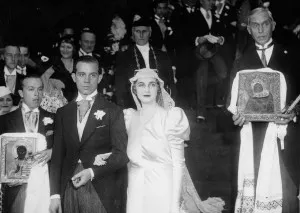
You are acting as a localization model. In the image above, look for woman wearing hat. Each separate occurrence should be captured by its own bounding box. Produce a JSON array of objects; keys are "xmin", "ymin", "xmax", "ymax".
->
[{"xmin": 0, "ymin": 86, "xmax": 18, "ymax": 115}]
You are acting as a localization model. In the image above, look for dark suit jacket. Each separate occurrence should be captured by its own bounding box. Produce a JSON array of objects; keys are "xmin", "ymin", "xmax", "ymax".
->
[
  {"xmin": 0, "ymin": 62, "xmax": 24, "ymax": 106},
  {"xmin": 0, "ymin": 107, "xmax": 55, "ymax": 211},
  {"xmin": 115, "ymin": 44, "xmax": 173, "ymax": 108},
  {"xmin": 50, "ymin": 94, "xmax": 128, "ymax": 213},
  {"xmin": 0, "ymin": 107, "xmax": 54, "ymax": 147}
]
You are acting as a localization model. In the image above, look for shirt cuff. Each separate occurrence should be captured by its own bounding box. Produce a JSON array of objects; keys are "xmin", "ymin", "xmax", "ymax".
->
[
  {"xmin": 89, "ymin": 168, "xmax": 95, "ymax": 181},
  {"xmin": 219, "ymin": 36, "xmax": 225, "ymax": 45},
  {"xmin": 50, "ymin": 194, "xmax": 61, "ymax": 199},
  {"xmin": 195, "ymin": 37, "xmax": 200, "ymax": 46}
]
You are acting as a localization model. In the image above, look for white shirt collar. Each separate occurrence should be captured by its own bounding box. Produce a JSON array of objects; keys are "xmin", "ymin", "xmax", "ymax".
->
[
  {"xmin": 136, "ymin": 43, "xmax": 150, "ymax": 51},
  {"xmin": 4, "ymin": 66, "xmax": 17, "ymax": 76},
  {"xmin": 155, "ymin": 14, "xmax": 161, "ymax": 20},
  {"xmin": 216, "ymin": 1, "xmax": 225, "ymax": 14},
  {"xmin": 22, "ymin": 103, "xmax": 39, "ymax": 113},
  {"xmin": 255, "ymin": 38, "xmax": 273, "ymax": 49},
  {"xmin": 200, "ymin": 7, "xmax": 211, "ymax": 16},
  {"xmin": 76, "ymin": 90, "xmax": 98, "ymax": 102},
  {"xmin": 79, "ymin": 48, "xmax": 93, "ymax": 56}
]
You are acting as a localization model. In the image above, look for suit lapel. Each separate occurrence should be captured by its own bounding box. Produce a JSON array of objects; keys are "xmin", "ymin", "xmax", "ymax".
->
[
  {"xmin": 15, "ymin": 74, "xmax": 22, "ymax": 95},
  {"xmin": 268, "ymin": 44, "xmax": 281, "ymax": 70},
  {"xmin": 38, "ymin": 108, "xmax": 46, "ymax": 135},
  {"xmin": 0, "ymin": 64, "xmax": 6, "ymax": 86},
  {"xmin": 80, "ymin": 95, "xmax": 106, "ymax": 145},
  {"xmin": 11, "ymin": 108, "xmax": 26, "ymax": 132},
  {"xmin": 134, "ymin": 46, "xmax": 146, "ymax": 69},
  {"xmin": 66, "ymin": 101, "xmax": 80, "ymax": 144},
  {"xmin": 149, "ymin": 46, "xmax": 157, "ymax": 69}
]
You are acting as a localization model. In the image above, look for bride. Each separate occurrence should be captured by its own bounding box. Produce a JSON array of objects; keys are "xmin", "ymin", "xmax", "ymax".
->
[{"xmin": 95, "ymin": 68, "xmax": 225, "ymax": 213}]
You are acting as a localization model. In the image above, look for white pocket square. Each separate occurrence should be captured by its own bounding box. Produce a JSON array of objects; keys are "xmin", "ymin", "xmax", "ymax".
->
[{"xmin": 96, "ymin": 125, "xmax": 106, "ymax": 128}]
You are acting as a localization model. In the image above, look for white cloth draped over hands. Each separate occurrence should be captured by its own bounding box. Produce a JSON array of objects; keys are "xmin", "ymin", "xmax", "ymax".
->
[{"xmin": 228, "ymin": 68, "xmax": 287, "ymax": 213}]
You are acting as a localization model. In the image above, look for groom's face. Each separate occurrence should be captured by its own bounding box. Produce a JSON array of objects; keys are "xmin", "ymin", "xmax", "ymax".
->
[{"xmin": 73, "ymin": 61, "xmax": 102, "ymax": 96}]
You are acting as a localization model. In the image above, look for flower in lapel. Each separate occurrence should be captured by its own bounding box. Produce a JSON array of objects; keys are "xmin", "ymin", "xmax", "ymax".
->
[
  {"xmin": 94, "ymin": 110, "xmax": 106, "ymax": 120},
  {"xmin": 43, "ymin": 117, "xmax": 53, "ymax": 125}
]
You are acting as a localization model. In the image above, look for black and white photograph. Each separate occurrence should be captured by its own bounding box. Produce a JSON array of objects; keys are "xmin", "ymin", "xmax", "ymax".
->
[{"xmin": 0, "ymin": 0, "xmax": 300, "ymax": 213}]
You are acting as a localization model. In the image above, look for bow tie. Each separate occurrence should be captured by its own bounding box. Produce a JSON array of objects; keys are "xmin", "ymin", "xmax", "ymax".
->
[
  {"xmin": 155, "ymin": 17, "xmax": 165, "ymax": 22},
  {"xmin": 186, "ymin": 6, "xmax": 195, "ymax": 13},
  {"xmin": 80, "ymin": 50, "xmax": 93, "ymax": 56},
  {"xmin": 256, "ymin": 42, "xmax": 274, "ymax": 51},
  {"xmin": 16, "ymin": 66, "xmax": 27, "ymax": 75}
]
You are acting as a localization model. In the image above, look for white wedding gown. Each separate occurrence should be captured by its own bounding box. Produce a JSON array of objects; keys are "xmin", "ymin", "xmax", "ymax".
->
[
  {"xmin": 124, "ymin": 107, "xmax": 225, "ymax": 213},
  {"xmin": 124, "ymin": 106, "xmax": 189, "ymax": 213}
]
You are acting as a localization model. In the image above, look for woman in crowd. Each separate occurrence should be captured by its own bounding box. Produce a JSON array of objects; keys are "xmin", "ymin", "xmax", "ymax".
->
[
  {"xmin": 95, "ymin": 68, "xmax": 225, "ymax": 213},
  {"xmin": 40, "ymin": 35, "xmax": 77, "ymax": 113},
  {"xmin": 0, "ymin": 86, "xmax": 18, "ymax": 115}
]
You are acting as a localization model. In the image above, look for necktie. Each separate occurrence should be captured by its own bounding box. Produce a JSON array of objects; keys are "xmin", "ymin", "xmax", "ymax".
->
[
  {"xmin": 206, "ymin": 11, "xmax": 211, "ymax": 19},
  {"xmin": 256, "ymin": 42, "xmax": 273, "ymax": 68},
  {"xmin": 25, "ymin": 111, "xmax": 38, "ymax": 133},
  {"xmin": 186, "ymin": 6, "xmax": 195, "ymax": 13},
  {"xmin": 16, "ymin": 66, "xmax": 27, "ymax": 75},
  {"xmin": 260, "ymin": 49, "xmax": 267, "ymax": 67},
  {"xmin": 6, "ymin": 75, "xmax": 16, "ymax": 93},
  {"xmin": 78, "ymin": 100, "xmax": 91, "ymax": 122}
]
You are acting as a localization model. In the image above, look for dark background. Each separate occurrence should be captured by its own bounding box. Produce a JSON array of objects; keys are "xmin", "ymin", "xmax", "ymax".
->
[{"xmin": 1, "ymin": 0, "xmax": 300, "ymax": 53}]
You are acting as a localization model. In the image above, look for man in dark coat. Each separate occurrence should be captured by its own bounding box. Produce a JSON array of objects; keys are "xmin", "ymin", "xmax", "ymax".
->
[
  {"xmin": 49, "ymin": 56, "xmax": 128, "ymax": 213},
  {"xmin": 0, "ymin": 43, "xmax": 24, "ymax": 105},
  {"xmin": 115, "ymin": 17, "xmax": 174, "ymax": 108},
  {"xmin": 0, "ymin": 74, "xmax": 54, "ymax": 213}
]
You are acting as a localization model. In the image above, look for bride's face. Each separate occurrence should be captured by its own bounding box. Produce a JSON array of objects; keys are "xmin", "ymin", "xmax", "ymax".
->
[{"xmin": 135, "ymin": 77, "xmax": 158, "ymax": 105}]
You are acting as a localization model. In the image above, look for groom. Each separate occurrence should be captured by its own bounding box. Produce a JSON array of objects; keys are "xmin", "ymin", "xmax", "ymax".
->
[{"xmin": 49, "ymin": 56, "xmax": 128, "ymax": 213}]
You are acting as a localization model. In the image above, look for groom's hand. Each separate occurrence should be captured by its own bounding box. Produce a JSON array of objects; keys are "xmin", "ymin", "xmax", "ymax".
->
[
  {"xmin": 71, "ymin": 169, "xmax": 91, "ymax": 188},
  {"xmin": 49, "ymin": 198, "xmax": 62, "ymax": 213}
]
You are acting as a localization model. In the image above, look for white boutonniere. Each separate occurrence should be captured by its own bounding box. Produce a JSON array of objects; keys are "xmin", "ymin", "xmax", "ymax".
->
[
  {"xmin": 225, "ymin": 5, "xmax": 230, "ymax": 9},
  {"xmin": 94, "ymin": 110, "xmax": 106, "ymax": 120},
  {"xmin": 284, "ymin": 50, "xmax": 288, "ymax": 54},
  {"xmin": 43, "ymin": 117, "xmax": 53, "ymax": 125}
]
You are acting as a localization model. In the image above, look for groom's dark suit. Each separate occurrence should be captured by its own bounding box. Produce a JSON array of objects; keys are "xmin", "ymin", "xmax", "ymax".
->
[
  {"xmin": 50, "ymin": 93, "xmax": 128, "ymax": 213},
  {"xmin": 0, "ymin": 107, "xmax": 55, "ymax": 212}
]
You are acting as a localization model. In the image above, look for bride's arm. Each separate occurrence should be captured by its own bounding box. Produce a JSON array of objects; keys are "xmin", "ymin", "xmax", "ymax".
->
[{"xmin": 166, "ymin": 107, "xmax": 190, "ymax": 213}]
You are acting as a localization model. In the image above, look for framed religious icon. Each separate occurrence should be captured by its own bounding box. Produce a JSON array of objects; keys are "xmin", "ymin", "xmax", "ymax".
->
[
  {"xmin": 0, "ymin": 134, "xmax": 37, "ymax": 183},
  {"xmin": 237, "ymin": 71, "xmax": 281, "ymax": 121}
]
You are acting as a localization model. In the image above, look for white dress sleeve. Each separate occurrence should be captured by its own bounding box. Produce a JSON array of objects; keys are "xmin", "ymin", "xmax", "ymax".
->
[{"xmin": 165, "ymin": 107, "xmax": 190, "ymax": 212}]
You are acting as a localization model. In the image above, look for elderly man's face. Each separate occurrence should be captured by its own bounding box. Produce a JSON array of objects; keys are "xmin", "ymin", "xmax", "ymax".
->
[
  {"xmin": 132, "ymin": 26, "xmax": 151, "ymax": 46},
  {"xmin": 247, "ymin": 11, "xmax": 275, "ymax": 45}
]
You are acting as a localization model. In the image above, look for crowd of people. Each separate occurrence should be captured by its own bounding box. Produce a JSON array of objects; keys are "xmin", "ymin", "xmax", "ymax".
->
[{"xmin": 0, "ymin": 0, "xmax": 300, "ymax": 212}]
